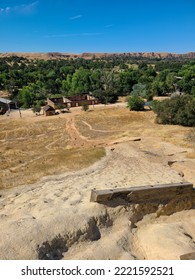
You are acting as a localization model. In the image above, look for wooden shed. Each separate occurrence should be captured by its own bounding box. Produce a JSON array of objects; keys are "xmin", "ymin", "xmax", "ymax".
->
[
  {"xmin": 0, "ymin": 97, "xmax": 16, "ymax": 114},
  {"xmin": 43, "ymin": 105, "xmax": 55, "ymax": 116},
  {"xmin": 68, "ymin": 93, "xmax": 98, "ymax": 107},
  {"xmin": 47, "ymin": 97, "xmax": 72, "ymax": 109}
]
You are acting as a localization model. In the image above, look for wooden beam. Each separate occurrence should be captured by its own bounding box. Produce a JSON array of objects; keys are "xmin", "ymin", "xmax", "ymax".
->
[
  {"xmin": 90, "ymin": 182, "xmax": 194, "ymax": 203},
  {"xmin": 180, "ymin": 252, "xmax": 195, "ymax": 260}
]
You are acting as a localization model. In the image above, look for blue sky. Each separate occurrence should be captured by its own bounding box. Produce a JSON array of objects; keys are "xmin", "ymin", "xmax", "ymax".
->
[{"xmin": 0, "ymin": 0, "xmax": 194, "ymax": 53}]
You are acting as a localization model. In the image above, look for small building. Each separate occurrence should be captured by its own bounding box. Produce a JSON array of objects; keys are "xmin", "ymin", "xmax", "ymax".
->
[
  {"xmin": 47, "ymin": 93, "xmax": 98, "ymax": 109},
  {"xmin": 62, "ymin": 98, "xmax": 72, "ymax": 109},
  {"xmin": 47, "ymin": 97, "xmax": 72, "ymax": 109},
  {"xmin": 0, "ymin": 97, "xmax": 16, "ymax": 115},
  {"xmin": 68, "ymin": 93, "xmax": 98, "ymax": 107},
  {"xmin": 43, "ymin": 105, "xmax": 55, "ymax": 116},
  {"xmin": 47, "ymin": 97, "xmax": 64, "ymax": 109}
]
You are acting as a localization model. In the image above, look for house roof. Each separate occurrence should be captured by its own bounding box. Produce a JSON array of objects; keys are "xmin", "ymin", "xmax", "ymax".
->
[
  {"xmin": 43, "ymin": 105, "xmax": 55, "ymax": 111},
  {"xmin": 63, "ymin": 98, "xmax": 72, "ymax": 103},
  {"xmin": 68, "ymin": 94, "xmax": 97, "ymax": 101},
  {"xmin": 0, "ymin": 97, "xmax": 12, "ymax": 104},
  {"xmin": 47, "ymin": 97, "xmax": 64, "ymax": 103}
]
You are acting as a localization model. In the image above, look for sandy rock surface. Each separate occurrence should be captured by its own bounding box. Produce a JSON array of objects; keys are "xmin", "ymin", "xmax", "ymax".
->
[{"xmin": 0, "ymin": 138, "xmax": 194, "ymax": 260}]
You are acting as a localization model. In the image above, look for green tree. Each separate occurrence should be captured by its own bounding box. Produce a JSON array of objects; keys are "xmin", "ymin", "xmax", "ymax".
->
[
  {"xmin": 32, "ymin": 101, "xmax": 42, "ymax": 115},
  {"xmin": 70, "ymin": 68, "xmax": 91, "ymax": 93},
  {"xmin": 19, "ymin": 85, "xmax": 35, "ymax": 108},
  {"xmin": 118, "ymin": 71, "xmax": 139, "ymax": 94},
  {"xmin": 62, "ymin": 74, "xmax": 72, "ymax": 94},
  {"xmin": 93, "ymin": 89, "xmax": 118, "ymax": 104},
  {"xmin": 100, "ymin": 70, "xmax": 118, "ymax": 92},
  {"xmin": 93, "ymin": 70, "xmax": 119, "ymax": 104},
  {"xmin": 150, "ymin": 79, "xmax": 165, "ymax": 96},
  {"xmin": 127, "ymin": 96, "xmax": 145, "ymax": 111},
  {"xmin": 131, "ymin": 83, "xmax": 147, "ymax": 98},
  {"xmin": 165, "ymin": 72, "xmax": 177, "ymax": 92},
  {"xmin": 153, "ymin": 95, "xmax": 195, "ymax": 126},
  {"xmin": 119, "ymin": 63, "xmax": 128, "ymax": 70}
]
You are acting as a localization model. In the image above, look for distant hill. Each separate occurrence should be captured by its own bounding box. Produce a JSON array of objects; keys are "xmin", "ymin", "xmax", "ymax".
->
[{"xmin": 0, "ymin": 52, "xmax": 195, "ymax": 60}]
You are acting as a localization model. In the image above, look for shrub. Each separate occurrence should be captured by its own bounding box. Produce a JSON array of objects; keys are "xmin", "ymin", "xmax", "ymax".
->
[
  {"xmin": 32, "ymin": 101, "xmax": 41, "ymax": 115},
  {"xmin": 127, "ymin": 96, "xmax": 145, "ymax": 111},
  {"xmin": 150, "ymin": 100, "xmax": 160, "ymax": 112},
  {"xmin": 82, "ymin": 102, "xmax": 89, "ymax": 112},
  {"xmin": 153, "ymin": 95, "xmax": 195, "ymax": 126}
]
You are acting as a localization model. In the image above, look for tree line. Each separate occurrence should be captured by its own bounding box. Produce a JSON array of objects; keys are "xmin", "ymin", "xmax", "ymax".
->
[{"xmin": 0, "ymin": 55, "xmax": 195, "ymax": 108}]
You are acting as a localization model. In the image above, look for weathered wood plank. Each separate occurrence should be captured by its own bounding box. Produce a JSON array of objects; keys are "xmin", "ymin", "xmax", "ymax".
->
[{"xmin": 90, "ymin": 182, "xmax": 194, "ymax": 203}]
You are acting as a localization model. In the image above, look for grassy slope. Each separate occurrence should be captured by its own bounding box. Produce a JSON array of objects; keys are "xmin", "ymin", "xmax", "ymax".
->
[{"xmin": 0, "ymin": 116, "xmax": 105, "ymax": 189}]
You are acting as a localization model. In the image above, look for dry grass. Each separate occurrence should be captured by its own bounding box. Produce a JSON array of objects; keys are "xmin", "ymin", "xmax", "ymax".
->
[
  {"xmin": 75, "ymin": 107, "xmax": 192, "ymax": 146},
  {"xmin": 0, "ymin": 106, "xmax": 194, "ymax": 189},
  {"xmin": 185, "ymin": 129, "xmax": 195, "ymax": 158},
  {"xmin": 186, "ymin": 129, "xmax": 195, "ymax": 146},
  {"xmin": 0, "ymin": 117, "xmax": 105, "ymax": 189},
  {"xmin": 75, "ymin": 108, "xmax": 150, "ymax": 140}
]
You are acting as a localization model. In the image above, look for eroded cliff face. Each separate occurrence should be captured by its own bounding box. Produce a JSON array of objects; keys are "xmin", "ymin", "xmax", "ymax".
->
[
  {"xmin": 37, "ymin": 198, "xmax": 195, "ymax": 260},
  {"xmin": 0, "ymin": 52, "xmax": 195, "ymax": 60},
  {"xmin": 81, "ymin": 52, "xmax": 195, "ymax": 59},
  {"xmin": 26, "ymin": 201, "xmax": 195, "ymax": 260}
]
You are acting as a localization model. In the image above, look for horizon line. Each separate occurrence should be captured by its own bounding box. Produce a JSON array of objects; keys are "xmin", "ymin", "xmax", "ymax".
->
[{"xmin": 0, "ymin": 51, "xmax": 194, "ymax": 55}]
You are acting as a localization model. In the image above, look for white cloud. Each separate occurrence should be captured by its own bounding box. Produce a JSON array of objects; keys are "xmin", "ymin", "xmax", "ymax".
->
[
  {"xmin": 82, "ymin": 32, "xmax": 104, "ymax": 36},
  {"xmin": 69, "ymin": 14, "xmax": 82, "ymax": 20},
  {"xmin": 0, "ymin": 1, "xmax": 39, "ymax": 15},
  {"xmin": 45, "ymin": 32, "xmax": 104, "ymax": 38}
]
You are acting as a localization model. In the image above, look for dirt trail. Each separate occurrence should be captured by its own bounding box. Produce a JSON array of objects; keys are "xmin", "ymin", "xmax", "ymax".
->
[
  {"xmin": 82, "ymin": 120, "xmax": 122, "ymax": 133},
  {"xmin": 66, "ymin": 116, "xmax": 94, "ymax": 147},
  {"xmin": 65, "ymin": 115, "xmax": 141, "ymax": 148},
  {"xmin": 65, "ymin": 115, "xmax": 113, "ymax": 148}
]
